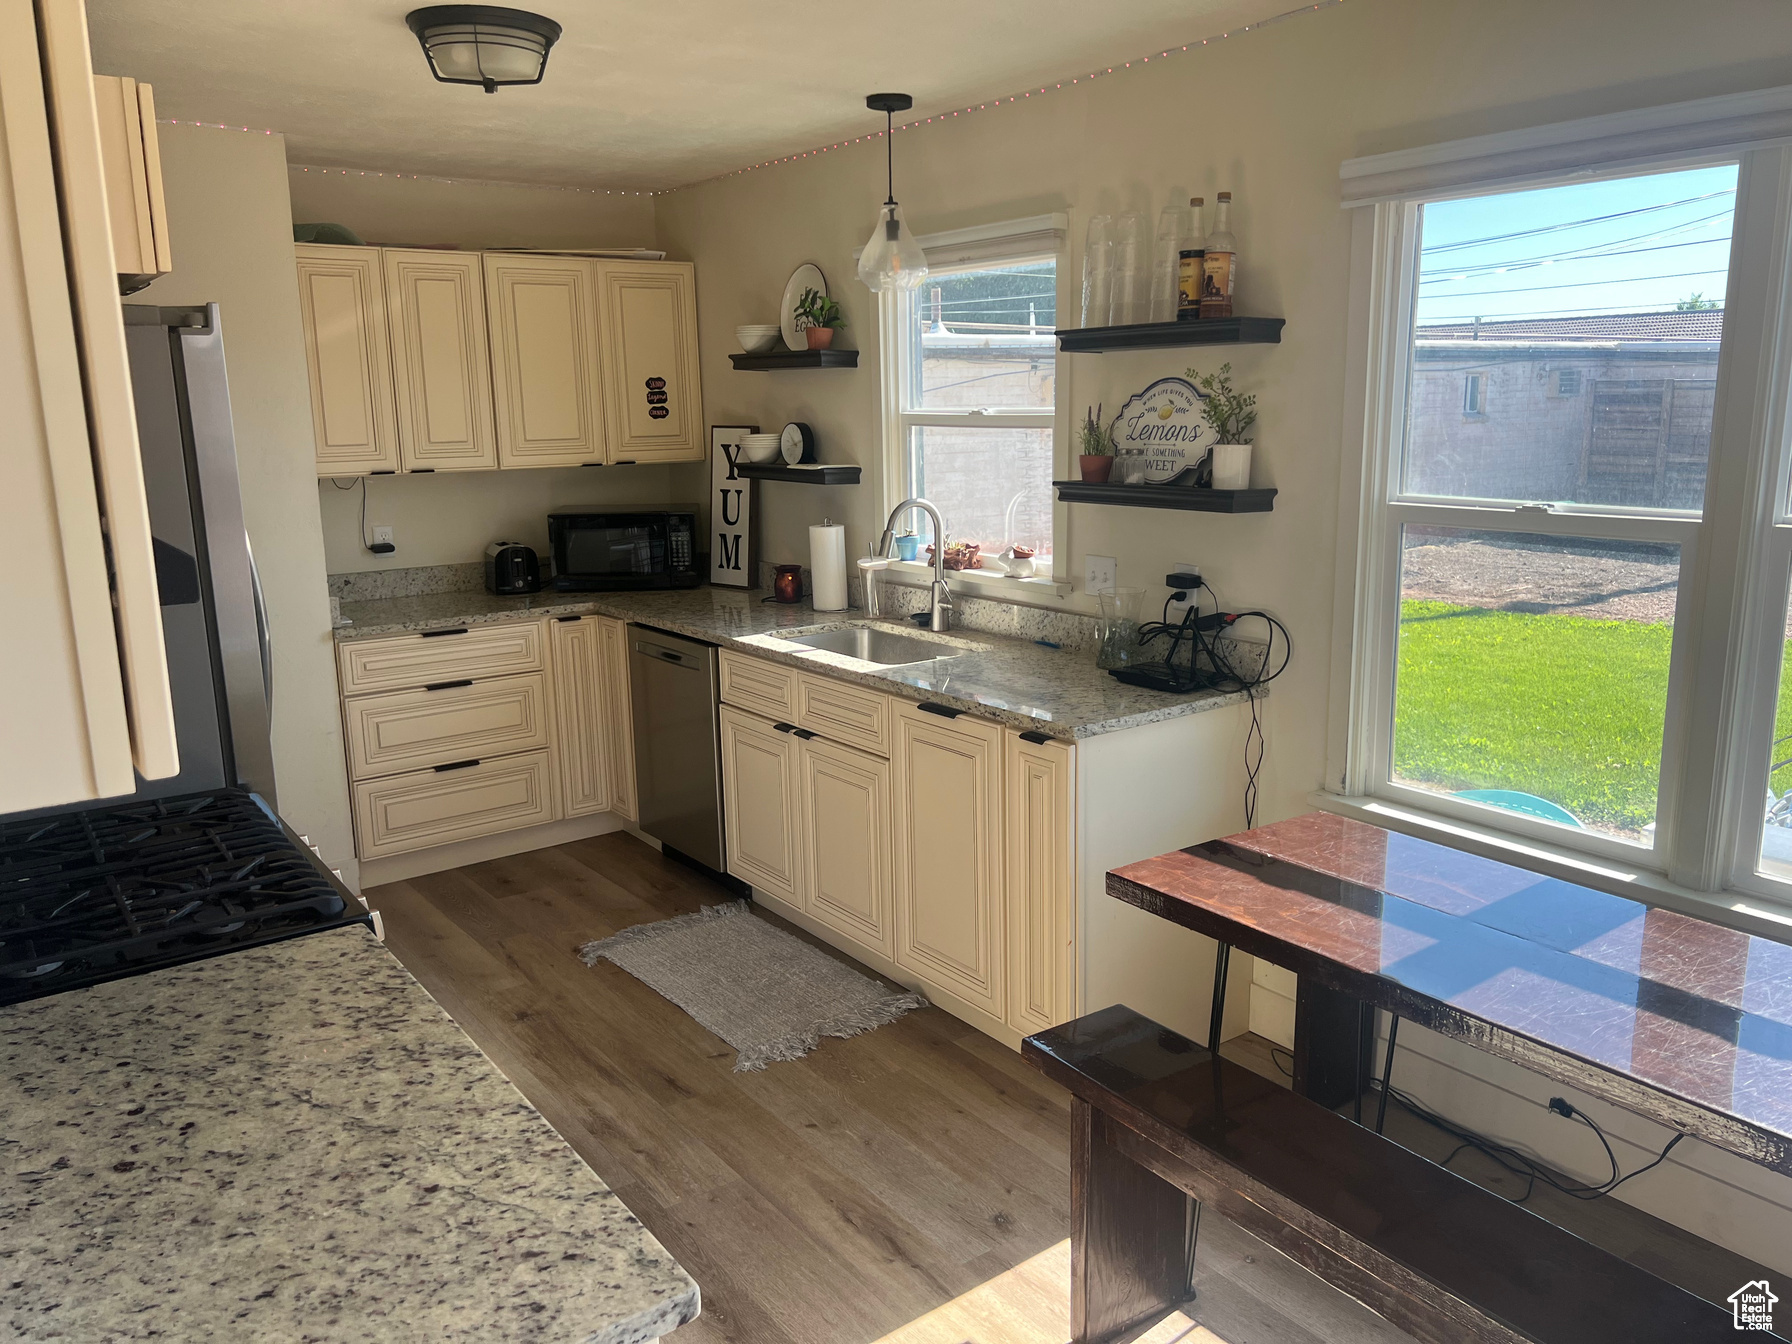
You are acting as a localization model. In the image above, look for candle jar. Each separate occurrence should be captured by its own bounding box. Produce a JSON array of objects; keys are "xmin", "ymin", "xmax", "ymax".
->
[{"xmin": 772, "ymin": 564, "xmax": 805, "ymax": 604}]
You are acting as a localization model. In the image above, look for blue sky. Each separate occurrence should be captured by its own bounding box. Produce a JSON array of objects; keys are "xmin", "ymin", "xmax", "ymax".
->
[{"xmin": 1415, "ymin": 163, "xmax": 1738, "ymax": 326}]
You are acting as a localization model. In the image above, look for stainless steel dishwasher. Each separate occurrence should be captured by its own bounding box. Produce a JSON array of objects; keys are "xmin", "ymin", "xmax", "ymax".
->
[{"xmin": 628, "ymin": 624, "xmax": 726, "ymax": 873}]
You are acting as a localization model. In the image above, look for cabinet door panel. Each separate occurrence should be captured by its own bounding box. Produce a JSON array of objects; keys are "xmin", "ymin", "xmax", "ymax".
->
[
  {"xmin": 596, "ymin": 617, "xmax": 637, "ymax": 821},
  {"xmin": 892, "ymin": 705, "xmax": 1004, "ymax": 1015},
  {"xmin": 1005, "ymin": 732, "xmax": 1075, "ymax": 1034},
  {"xmin": 384, "ymin": 248, "xmax": 496, "ymax": 471},
  {"xmin": 801, "ymin": 737, "xmax": 893, "ymax": 957},
  {"xmin": 550, "ymin": 616, "xmax": 611, "ymax": 817},
  {"xmin": 595, "ymin": 261, "xmax": 702, "ymax": 463},
  {"xmin": 719, "ymin": 705, "xmax": 801, "ymax": 901},
  {"xmin": 485, "ymin": 254, "xmax": 604, "ymax": 468},
  {"xmin": 296, "ymin": 245, "xmax": 399, "ymax": 475}
]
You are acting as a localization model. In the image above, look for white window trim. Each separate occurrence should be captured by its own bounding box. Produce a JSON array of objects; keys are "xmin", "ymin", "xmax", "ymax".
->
[
  {"xmin": 868, "ymin": 214, "xmax": 1074, "ymax": 599},
  {"xmin": 1328, "ymin": 88, "xmax": 1792, "ymax": 929}
]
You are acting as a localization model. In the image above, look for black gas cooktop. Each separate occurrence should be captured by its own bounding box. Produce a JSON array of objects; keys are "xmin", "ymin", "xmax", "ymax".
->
[{"xmin": 0, "ymin": 788, "xmax": 369, "ymax": 1006}]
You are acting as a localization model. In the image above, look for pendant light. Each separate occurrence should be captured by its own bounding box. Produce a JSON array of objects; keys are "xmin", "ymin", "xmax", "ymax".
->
[
  {"xmin": 406, "ymin": 6, "xmax": 562, "ymax": 94},
  {"xmin": 857, "ymin": 93, "xmax": 929, "ymax": 292}
]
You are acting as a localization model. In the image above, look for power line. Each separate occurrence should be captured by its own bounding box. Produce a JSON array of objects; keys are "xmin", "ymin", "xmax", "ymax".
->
[
  {"xmin": 1420, "ymin": 299, "xmax": 1723, "ymax": 321},
  {"xmin": 1420, "ymin": 188, "xmax": 1734, "ymax": 255},
  {"xmin": 1420, "ymin": 210, "xmax": 1733, "ymax": 278},
  {"xmin": 1415, "ymin": 266, "xmax": 1728, "ymax": 301},
  {"xmin": 1420, "ymin": 234, "xmax": 1732, "ymax": 280}
]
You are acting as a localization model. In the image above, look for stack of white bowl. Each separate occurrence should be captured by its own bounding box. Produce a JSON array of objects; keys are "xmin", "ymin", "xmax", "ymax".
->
[
  {"xmin": 736, "ymin": 324, "xmax": 783, "ymax": 354},
  {"xmin": 740, "ymin": 433, "xmax": 782, "ymax": 463}
]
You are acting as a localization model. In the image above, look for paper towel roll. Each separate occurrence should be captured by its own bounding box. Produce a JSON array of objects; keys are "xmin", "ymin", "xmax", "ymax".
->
[{"xmin": 809, "ymin": 521, "xmax": 848, "ymax": 611}]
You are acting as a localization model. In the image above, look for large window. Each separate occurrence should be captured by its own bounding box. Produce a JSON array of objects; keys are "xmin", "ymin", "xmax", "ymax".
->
[
  {"xmin": 1338, "ymin": 118, "xmax": 1792, "ymax": 911},
  {"xmin": 881, "ymin": 225, "xmax": 1063, "ymax": 574}
]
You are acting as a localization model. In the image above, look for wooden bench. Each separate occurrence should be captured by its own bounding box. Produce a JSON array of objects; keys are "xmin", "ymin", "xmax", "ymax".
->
[{"xmin": 1023, "ymin": 1005, "xmax": 1770, "ymax": 1344}]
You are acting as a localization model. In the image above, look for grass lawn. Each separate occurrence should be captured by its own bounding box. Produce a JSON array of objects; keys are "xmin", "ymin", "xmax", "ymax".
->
[{"xmin": 1393, "ymin": 600, "xmax": 1675, "ymax": 835}]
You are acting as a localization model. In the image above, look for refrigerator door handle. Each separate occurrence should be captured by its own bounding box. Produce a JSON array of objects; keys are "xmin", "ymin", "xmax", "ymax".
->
[{"xmin": 246, "ymin": 534, "xmax": 272, "ymax": 716}]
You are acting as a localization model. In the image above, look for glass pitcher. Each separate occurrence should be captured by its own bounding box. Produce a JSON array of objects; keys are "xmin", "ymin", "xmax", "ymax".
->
[{"xmin": 1096, "ymin": 587, "xmax": 1147, "ymax": 669}]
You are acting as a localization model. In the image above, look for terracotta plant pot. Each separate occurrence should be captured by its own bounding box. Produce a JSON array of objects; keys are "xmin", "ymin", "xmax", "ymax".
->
[
  {"xmin": 1079, "ymin": 454, "xmax": 1114, "ymax": 484},
  {"xmin": 806, "ymin": 327, "xmax": 836, "ymax": 350}
]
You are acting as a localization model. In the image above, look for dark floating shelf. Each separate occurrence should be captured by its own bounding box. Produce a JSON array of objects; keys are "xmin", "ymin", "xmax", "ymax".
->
[
  {"xmin": 1054, "ymin": 316, "xmax": 1284, "ymax": 353},
  {"xmin": 736, "ymin": 462, "xmax": 862, "ymax": 486},
  {"xmin": 729, "ymin": 348, "xmax": 860, "ymax": 370},
  {"xmin": 1053, "ymin": 481, "xmax": 1276, "ymax": 513}
]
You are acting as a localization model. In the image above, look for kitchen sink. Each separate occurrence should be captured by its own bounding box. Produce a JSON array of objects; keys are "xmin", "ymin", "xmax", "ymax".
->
[{"xmin": 786, "ymin": 625, "xmax": 963, "ymax": 666}]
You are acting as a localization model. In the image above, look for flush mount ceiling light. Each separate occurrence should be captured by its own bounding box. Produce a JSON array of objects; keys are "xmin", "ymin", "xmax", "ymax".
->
[
  {"xmin": 857, "ymin": 93, "xmax": 929, "ymax": 292},
  {"xmin": 405, "ymin": 6, "xmax": 562, "ymax": 94}
]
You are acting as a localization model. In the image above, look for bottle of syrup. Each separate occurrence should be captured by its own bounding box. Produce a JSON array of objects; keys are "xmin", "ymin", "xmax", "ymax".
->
[
  {"xmin": 1176, "ymin": 197, "xmax": 1206, "ymax": 321},
  {"xmin": 1200, "ymin": 191, "xmax": 1237, "ymax": 320}
]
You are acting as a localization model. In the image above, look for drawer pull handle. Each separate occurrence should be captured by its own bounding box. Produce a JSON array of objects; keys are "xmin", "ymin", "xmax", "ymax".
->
[
  {"xmin": 917, "ymin": 702, "xmax": 964, "ymax": 719},
  {"xmin": 420, "ymin": 627, "xmax": 469, "ymax": 639},
  {"xmin": 772, "ymin": 721, "xmax": 797, "ymax": 734},
  {"xmin": 556, "ymin": 615, "xmax": 582, "ymax": 622},
  {"xmin": 1019, "ymin": 730, "xmax": 1053, "ymax": 745},
  {"xmin": 424, "ymin": 679, "xmax": 473, "ymax": 692},
  {"xmin": 791, "ymin": 728, "xmax": 817, "ymax": 740},
  {"xmin": 433, "ymin": 759, "xmax": 480, "ymax": 772}
]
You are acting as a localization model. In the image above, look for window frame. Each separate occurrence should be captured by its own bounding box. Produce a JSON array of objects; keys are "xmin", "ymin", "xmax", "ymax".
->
[
  {"xmin": 1329, "ymin": 97, "xmax": 1792, "ymax": 926},
  {"xmin": 872, "ymin": 215, "xmax": 1072, "ymax": 594}
]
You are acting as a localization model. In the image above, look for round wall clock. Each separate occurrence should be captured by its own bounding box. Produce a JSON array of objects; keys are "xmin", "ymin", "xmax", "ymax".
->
[{"xmin": 780, "ymin": 421, "xmax": 816, "ymax": 464}]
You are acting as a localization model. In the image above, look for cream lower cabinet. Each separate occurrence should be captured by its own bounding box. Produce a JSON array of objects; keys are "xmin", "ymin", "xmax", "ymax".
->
[
  {"xmin": 718, "ymin": 704, "xmax": 804, "ymax": 902},
  {"xmin": 1004, "ymin": 732, "xmax": 1075, "ymax": 1035},
  {"xmin": 549, "ymin": 615, "xmax": 612, "ymax": 817},
  {"xmin": 800, "ymin": 735, "xmax": 894, "ymax": 959},
  {"xmin": 891, "ymin": 704, "xmax": 1007, "ymax": 1020},
  {"xmin": 597, "ymin": 616, "xmax": 638, "ymax": 822}
]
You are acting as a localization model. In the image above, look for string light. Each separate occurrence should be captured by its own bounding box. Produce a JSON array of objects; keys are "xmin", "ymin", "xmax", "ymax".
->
[{"xmin": 679, "ymin": 0, "xmax": 1341, "ymax": 192}]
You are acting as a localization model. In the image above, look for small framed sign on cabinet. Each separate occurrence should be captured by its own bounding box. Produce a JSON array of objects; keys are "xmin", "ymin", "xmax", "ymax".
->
[{"xmin": 710, "ymin": 425, "xmax": 757, "ymax": 587}]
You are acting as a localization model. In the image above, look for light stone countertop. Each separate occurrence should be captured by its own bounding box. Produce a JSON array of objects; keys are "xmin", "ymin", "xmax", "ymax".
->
[
  {"xmin": 0, "ymin": 926, "xmax": 699, "ymax": 1344},
  {"xmin": 333, "ymin": 585, "xmax": 1251, "ymax": 741}
]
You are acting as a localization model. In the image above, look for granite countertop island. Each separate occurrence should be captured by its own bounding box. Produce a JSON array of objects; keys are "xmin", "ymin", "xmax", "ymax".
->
[
  {"xmin": 334, "ymin": 584, "xmax": 1253, "ymax": 741},
  {"xmin": 0, "ymin": 926, "xmax": 699, "ymax": 1343}
]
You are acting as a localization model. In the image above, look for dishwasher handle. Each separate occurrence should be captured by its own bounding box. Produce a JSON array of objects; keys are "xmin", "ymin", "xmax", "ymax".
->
[{"xmin": 634, "ymin": 639, "xmax": 701, "ymax": 668}]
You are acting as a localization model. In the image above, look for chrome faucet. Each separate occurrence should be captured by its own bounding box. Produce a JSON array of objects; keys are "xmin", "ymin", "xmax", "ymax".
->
[{"xmin": 877, "ymin": 497, "xmax": 953, "ymax": 632}]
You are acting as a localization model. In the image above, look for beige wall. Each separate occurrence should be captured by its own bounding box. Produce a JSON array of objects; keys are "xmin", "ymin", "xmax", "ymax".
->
[
  {"xmin": 293, "ymin": 168, "xmax": 702, "ymax": 573},
  {"xmin": 652, "ymin": 0, "xmax": 1792, "ymax": 1265},
  {"xmin": 139, "ymin": 125, "xmax": 357, "ymax": 885}
]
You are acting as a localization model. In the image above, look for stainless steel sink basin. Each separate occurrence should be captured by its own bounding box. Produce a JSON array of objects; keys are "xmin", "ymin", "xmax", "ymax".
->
[{"xmin": 786, "ymin": 626, "xmax": 963, "ymax": 666}]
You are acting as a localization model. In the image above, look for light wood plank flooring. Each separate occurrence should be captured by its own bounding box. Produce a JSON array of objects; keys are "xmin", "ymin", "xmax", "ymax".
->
[{"xmin": 367, "ymin": 832, "xmax": 1754, "ymax": 1343}]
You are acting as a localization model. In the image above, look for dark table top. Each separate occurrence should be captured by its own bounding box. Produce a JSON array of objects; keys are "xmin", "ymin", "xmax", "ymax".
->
[{"xmin": 1108, "ymin": 812, "xmax": 1792, "ymax": 1176}]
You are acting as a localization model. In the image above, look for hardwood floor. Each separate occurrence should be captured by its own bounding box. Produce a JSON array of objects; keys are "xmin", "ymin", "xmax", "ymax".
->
[
  {"xmin": 366, "ymin": 833, "xmax": 1406, "ymax": 1344},
  {"xmin": 367, "ymin": 831, "xmax": 1756, "ymax": 1343}
]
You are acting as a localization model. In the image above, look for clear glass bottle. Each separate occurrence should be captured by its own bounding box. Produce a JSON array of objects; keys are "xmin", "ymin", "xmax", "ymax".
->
[
  {"xmin": 1113, "ymin": 211, "xmax": 1151, "ymax": 325},
  {"xmin": 1177, "ymin": 197, "xmax": 1206, "ymax": 321},
  {"xmin": 1200, "ymin": 191, "xmax": 1237, "ymax": 320},
  {"xmin": 1081, "ymin": 214, "xmax": 1114, "ymax": 328},
  {"xmin": 1151, "ymin": 200, "xmax": 1194, "ymax": 323}
]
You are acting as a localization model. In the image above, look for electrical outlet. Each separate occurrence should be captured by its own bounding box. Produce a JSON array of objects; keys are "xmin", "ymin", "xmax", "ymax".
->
[
  {"xmin": 1176, "ymin": 561, "xmax": 1202, "ymax": 588},
  {"xmin": 371, "ymin": 526, "xmax": 394, "ymax": 547},
  {"xmin": 1084, "ymin": 554, "xmax": 1117, "ymax": 594}
]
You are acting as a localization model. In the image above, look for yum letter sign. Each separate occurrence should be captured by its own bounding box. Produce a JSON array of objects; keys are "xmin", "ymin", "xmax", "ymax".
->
[{"xmin": 710, "ymin": 425, "xmax": 757, "ymax": 587}]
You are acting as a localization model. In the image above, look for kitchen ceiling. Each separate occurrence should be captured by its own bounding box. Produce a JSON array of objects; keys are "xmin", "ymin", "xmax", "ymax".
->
[{"xmin": 85, "ymin": 0, "xmax": 1279, "ymax": 191}]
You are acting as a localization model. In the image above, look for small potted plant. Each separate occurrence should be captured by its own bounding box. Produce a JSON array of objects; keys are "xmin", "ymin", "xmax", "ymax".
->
[
  {"xmin": 1079, "ymin": 404, "xmax": 1115, "ymax": 483},
  {"xmin": 1186, "ymin": 363, "xmax": 1257, "ymax": 489},
  {"xmin": 794, "ymin": 287, "xmax": 846, "ymax": 350}
]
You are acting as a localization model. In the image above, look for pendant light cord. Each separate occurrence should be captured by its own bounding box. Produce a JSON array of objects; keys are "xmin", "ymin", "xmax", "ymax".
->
[{"xmin": 885, "ymin": 109, "xmax": 896, "ymax": 206}]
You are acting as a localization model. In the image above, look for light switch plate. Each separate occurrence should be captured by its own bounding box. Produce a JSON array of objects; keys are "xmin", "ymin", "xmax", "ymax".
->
[{"xmin": 1084, "ymin": 554, "xmax": 1116, "ymax": 594}]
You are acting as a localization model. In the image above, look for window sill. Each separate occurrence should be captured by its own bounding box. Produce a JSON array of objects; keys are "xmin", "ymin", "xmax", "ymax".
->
[
  {"xmin": 1308, "ymin": 790, "xmax": 1792, "ymax": 943},
  {"xmin": 881, "ymin": 558, "xmax": 1074, "ymax": 603}
]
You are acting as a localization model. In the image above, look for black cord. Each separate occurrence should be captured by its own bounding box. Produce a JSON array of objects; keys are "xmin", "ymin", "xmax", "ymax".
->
[{"xmin": 331, "ymin": 476, "xmax": 372, "ymax": 548}]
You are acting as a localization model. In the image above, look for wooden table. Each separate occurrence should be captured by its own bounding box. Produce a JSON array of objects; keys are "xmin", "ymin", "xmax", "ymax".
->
[{"xmin": 1108, "ymin": 811, "xmax": 1792, "ymax": 1177}]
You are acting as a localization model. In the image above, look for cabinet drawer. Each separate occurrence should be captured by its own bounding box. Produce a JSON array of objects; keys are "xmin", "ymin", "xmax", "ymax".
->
[
  {"xmin": 337, "ymin": 620, "xmax": 544, "ymax": 695},
  {"xmin": 352, "ymin": 750, "xmax": 557, "ymax": 859},
  {"xmin": 719, "ymin": 650, "xmax": 797, "ymax": 721},
  {"xmin": 797, "ymin": 673, "xmax": 891, "ymax": 756},
  {"xmin": 343, "ymin": 672, "xmax": 549, "ymax": 780}
]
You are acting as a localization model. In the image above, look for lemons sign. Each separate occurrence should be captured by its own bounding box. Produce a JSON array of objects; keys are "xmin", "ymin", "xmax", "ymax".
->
[{"xmin": 1114, "ymin": 376, "xmax": 1210, "ymax": 483}]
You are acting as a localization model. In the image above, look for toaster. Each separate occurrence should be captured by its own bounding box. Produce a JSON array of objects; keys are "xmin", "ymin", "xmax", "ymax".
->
[{"xmin": 484, "ymin": 541, "xmax": 542, "ymax": 595}]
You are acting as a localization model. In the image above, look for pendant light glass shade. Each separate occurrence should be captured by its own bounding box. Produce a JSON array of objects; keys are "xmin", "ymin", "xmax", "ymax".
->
[
  {"xmin": 858, "ymin": 93, "xmax": 928, "ymax": 292},
  {"xmin": 858, "ymin": 201, "xmax": 928, "ymax": 292},
  {"xmin": 406, "ymin": 6, "xmax": 562, "ymax": 93}
]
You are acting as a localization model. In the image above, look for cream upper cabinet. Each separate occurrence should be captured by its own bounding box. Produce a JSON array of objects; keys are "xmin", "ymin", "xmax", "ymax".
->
[
  {"xmin": 383, "ymin": 248, "xmax": 497, "ymax": 472},
  {"xmin": 296, "ymin": 245, "xmax": 400, "ymax": 476},
  {"xmin": 91, "ymin": 75, "xmax": 169, "ymax": 287},
  {"xmin": 719, "ymin": 704, "xmax": 803, "ymax": 903},
  {"xmin": 549, "ymin": 615, "xmax": 612, "ymax": 818},
  {"xmin": 594, "ymin": 260, "xmax": 702, "ymax": 463},
  {"xmin": 485, "ymin": 253, "xmax": 605, "ymax": 468},
  {"xmin": 1004, "ymin": 731, "xmax": 1076, "ymax": 1035},
  {"xmin": 892, "ymin": 704, "xmax": 1006, "ymax": 1018},
  {"xmin": 800, "ymin": 735, "xmax": 894, "ymax": 959},
  {"xmin": 596, "ymin": 616, "xmax": 638, "ymax": 821}
]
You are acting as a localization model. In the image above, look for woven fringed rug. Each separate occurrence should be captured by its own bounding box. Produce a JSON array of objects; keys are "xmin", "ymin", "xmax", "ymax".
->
[{"xmin": 578, "ymin": 901, "xmax": 927, "ymax": 1071}]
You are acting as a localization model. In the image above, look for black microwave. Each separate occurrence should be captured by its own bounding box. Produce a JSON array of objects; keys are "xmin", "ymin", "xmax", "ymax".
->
[{"xmin": 547, "ymin": 507, "xmax": 702, "ymax": 591}]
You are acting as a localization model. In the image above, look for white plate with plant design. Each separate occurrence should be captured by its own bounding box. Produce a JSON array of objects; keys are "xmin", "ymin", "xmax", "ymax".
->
[{"xmin": 781, "ymin": 263, "xmax": 826, "ymax": 352}]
